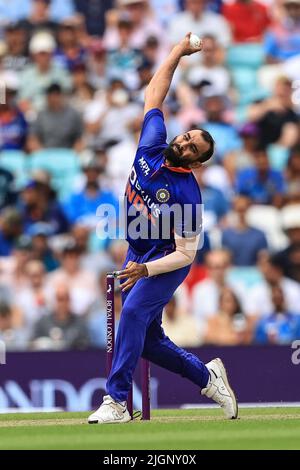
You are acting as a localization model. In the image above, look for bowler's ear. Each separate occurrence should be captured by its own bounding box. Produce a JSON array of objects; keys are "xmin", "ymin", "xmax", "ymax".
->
[{"xmin": 189, "ymin": 161, "xmax": 202, "ymax": 169}]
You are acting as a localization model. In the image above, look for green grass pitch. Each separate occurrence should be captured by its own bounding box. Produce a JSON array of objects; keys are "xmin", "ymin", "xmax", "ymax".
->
[{"xmin": 0, "ymin": 408, "xmax": 300, "ymax": 450}]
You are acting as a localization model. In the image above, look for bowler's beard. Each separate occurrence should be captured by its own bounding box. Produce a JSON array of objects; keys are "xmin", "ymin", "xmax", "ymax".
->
[{"xmin": 163, "ymin": 139, "xmax": 191, "ymax": 168}]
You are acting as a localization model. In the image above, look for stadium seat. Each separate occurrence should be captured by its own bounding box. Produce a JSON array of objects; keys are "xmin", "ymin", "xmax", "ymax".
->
[
  {"xmin": 29, "ymin": 149, "xmax": 81, "ymax": 200},
  {"xmin": 230, "ymin": 68, "xmax": 269, "ymax": 106},
  {"xmin": 227, "ymin": 44, "xmax": 267, "ymax": 106},
  {"xmin": 235, "ymin": 105, "xmax": 248, "ymax": 124},
  {"xmin": 267, "ymin": 144, "xmax": 289, "ymax": 171},
  {"xmin": 0, "ymin": 150, "xmax": 29, "ymax": 189},
  {"xmin": 231, "ymin": 68, "xmax": 257, "ymax": 94},
  {"xmin": 228, "ymin": 267, "xmax": 263, "ymax": 289},
  {"xmin": 226, "ymin": 43, "xmax": 265, "ymax": 70}
]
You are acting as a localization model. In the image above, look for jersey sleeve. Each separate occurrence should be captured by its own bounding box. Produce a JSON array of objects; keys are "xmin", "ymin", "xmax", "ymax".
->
[
  {"xmin": 174, "ymin": 189, "xmax": 203, "ymax": 239},
  {"xmin": 138, "ymin": 108, "xmax": 167, "ymax": 151}
]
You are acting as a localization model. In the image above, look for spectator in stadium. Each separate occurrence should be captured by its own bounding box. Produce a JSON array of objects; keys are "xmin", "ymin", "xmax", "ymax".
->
[
  {"xmin": 133, "ymin": 55, "xmax": 154, "ymax": 105},
  {"xmin": 191, "ymin": 249, "xmax": 246, "ymax": 321},
  {"xmin": 193, "ymin": 166, "xmax": 229, "ymax": 229},
  {"xmin": 18, "ymin": 179, "xmax": 69, "ymax": 235},
  {"xmin": 88, "ymin": 270, "xmax": 109, "ymax": 317},
  {"xmin": 184, "ymin": 34, "xmax": 231, "ymax": 96},
  {"xmin": 104, "ymin": 0, "xmax": 165, "ymax": 54},
  {"xmin": 0, "ymin": 208, "xmax": 23, "ymax": 256},
  {"xmin": 18, "ymin": 31, "xmax": 72, "ymax": 115},
  {"xmin": 274, "ymin": 204, "xmax": 300, "ymax": 283},
  {"xmin": 286, "ymin": 146, "xmax": 300, "ymax": 198},
  {"xmin": 69, "ymin": 60, "xmax": 88, "ymax": 90},
  {"xmin": 245, "ymin": 252, "xmax": 300, "ymax": 317},
  {"xmin": 0, "ymin": 0, "xmax": 29, "ymax": 23},
  {"xmin": 48, "ymin": 0, "xmax": 76, "ymax": 22},
  {"xmin": 0, "ymin": 0, "xmax": 75, "ymax": 24},
  {"xmin": 0, "ymin": 280, "xmax": 13, "ymax": 306},
  {"xmin": 75, "ymin": 13, "xmax": 93, "ymax": 46},
  {"xmin": 16, "ymin": 260, "xmax": 49, "ymax": 335},
  {"xmin": 223, "ymin": 0, "xmax": 270, "ymax": 43},
  {"xmin": 247, "ymin": 77, "xmax": 299, "ymax": 148},
  {"xmin": 75, "ymin": 0, "xmax": 113, "ymax": 37},
  {"xmin": 84, "ymin": 78, "xmax": 142, "ymax": 148},
  {"xmin": 0, "ymin": 167, "xmax": 17, "ymax": 210},
  {"xmin": 108, "ymin": 240, "xmax": 128, "ymax": 272},
  {"xmin": 71, "ymin": 223, "xmax": 112, "ymax": 274},
  {"xmin": 28, "ymin": 222, "xmax": 59, "ymax": 272},
  {"xmin": 142, "ymin": 35, "xmax": 161, "ymax": 69},
  {"xmin": 0, "ymin": 41, "xmax": 6, "ymax": 66},
  {"xmin": 46, "ymin": 241, "xmax": 98, "ymax": 316},
  {"xmin": 201, "ymin": 95, "xmax": 241, "ymax": 162},
  {"xmin": 106, "ymin": 14, "xmax": 143, "ymax": 90},
  {"xmin": 0, "ymin": 71, "xmax": 28, "ymax": 151},
  {"xmin": 86, "ymin": 39, "xmax": 108, "ymax": 90},
  {"xmin": 203, "ymin": 287, "xmax": 251, "ymax": 346},
  {"xmin": 162, "ymin": 295, "xmax": 203, "ymax": 347},
  {"xmin": 264, "ymin": 0, "xmax": 300, "ymax": 63},
  {"xmin": 235, "ymin": 146, "xmax": 286, "ymax": 206},
  {"xmin": 254, "ymin": 284, "xmax": 300, "ymax": 344},
  {"xmin": 31, "ymin": 283, "xmax": 90, "ymax": 350},
  {"xmin": 150, "ymin": 0, "xmax": 179, "ymax": 25},
  {"xmin": 18, "ymin": 0, "xmax": 59, "ymax": 37},
  {"xmin": 63, "ymin": 157, "xmax": 118, "ymax": 226},
  {"xmin": 2, "ymin": 22, "xmax": 29, "ymax": 72},
  {"xmin": 168, "ymin": 0, "xmax": 231, "ymax": 48},
  {"xmin": 55, "ymin": 22, "xmax": 87, "ymax": 71},
  {"xmin": 0, "ymin": 235, "xmax": 33, "ymax": 291},
  {"xmin": 28, "ymin": 83, "xmax": 84, "ymax": 151},
  {"xmin": 105, "ymin": 136, "xmax": 140, "ymax": 198},
  {"xmin": 70, "ymin": 63, "xmax": 96, "ymax": 115},
  {"xmin": 0, "ymin": 301, "xmax": 28, "ymax": 351},
  {"xmin": 222, "ymin": 194, "xmax": 268, "ymax": 266},
  {"xmin": 223, "ymin": 122, "xmax": 259, "ymax": 183}
]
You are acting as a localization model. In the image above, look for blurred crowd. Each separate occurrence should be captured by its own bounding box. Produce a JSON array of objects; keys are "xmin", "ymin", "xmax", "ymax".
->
[{"xmin": 0, "ymin": 0, "xmax": 300, "ymax": 351}]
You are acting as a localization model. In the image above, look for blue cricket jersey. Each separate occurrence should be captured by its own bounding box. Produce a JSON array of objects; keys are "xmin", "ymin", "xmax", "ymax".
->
[{"xmin": 125, "ymin": 108, "xmax": 202, "ymax": 254}]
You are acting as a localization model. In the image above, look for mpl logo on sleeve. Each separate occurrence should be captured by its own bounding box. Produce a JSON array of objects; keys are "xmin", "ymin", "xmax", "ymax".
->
[{"xmin": 138, "ymin": 157, "xmax": 151, "ymax": 176}]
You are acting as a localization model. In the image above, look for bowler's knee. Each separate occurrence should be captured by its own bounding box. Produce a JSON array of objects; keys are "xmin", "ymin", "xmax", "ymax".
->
[
  {"xmin": 121, "ymin": 304, "xmax": 147, "ymax": 325},
  {"xmin": 121, "ymin": 304, "xmax": 136, "ymax": 321}
]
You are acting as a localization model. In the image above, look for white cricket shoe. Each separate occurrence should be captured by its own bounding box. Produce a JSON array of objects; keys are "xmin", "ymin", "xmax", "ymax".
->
[
  {"xmin": 88, "ymin": 395, "xmax": 131, "ymax": 424},
  {"xmin": 201, "ymin": 358, "xmax": 238, "ymax": 420}
]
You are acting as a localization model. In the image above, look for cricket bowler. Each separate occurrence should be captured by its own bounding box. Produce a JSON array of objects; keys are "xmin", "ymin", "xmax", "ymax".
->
[{"xmin": 88, "ymin": 34, "xmax": 238, "ymax": 424}]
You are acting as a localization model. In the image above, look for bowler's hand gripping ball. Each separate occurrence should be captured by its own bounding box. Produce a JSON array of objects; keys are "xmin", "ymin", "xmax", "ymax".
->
[{"xmin": 189, "ymin": 33, "xmax": 202, "ymax": 49}]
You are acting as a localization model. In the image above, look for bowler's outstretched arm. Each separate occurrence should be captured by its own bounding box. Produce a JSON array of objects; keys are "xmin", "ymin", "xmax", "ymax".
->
[{"xmin": 144, "ymin": 33, "xmax": 203, "ymax": 115}]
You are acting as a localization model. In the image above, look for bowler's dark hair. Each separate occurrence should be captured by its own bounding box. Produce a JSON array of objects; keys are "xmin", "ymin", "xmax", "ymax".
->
[{"xmin": 194, "ymin": 128, "xmax": 215, "ymax": 164}]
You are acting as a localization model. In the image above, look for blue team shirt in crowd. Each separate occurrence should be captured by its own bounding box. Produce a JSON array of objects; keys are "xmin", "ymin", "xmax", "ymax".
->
[
  {"xmin": 0, "ymin": 0, "xmax": 75, "ymax": 23},
  {"xmin": 222, "ymin": 227, "xmax": 268, "ymax": 266},
  {"xmin": 125, "ymin": 108, "xmax": 202, "ymax": 254},
  {"xmin": 264, "ymin": 28, "xmax": 300, "ymax": 62},
  {"xmin": 255, "ymin": 312, "xmax": 300, "ymax": 345},
  {"xmin": 235, "ymin": 167, "xmax": 286, "ymax": 204},
  {"xmin": 0, "ymin": 109, "xmax": 28, "ymax": 151}
]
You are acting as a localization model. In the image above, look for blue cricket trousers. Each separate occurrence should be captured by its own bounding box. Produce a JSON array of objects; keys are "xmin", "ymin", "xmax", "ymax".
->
[{"xmin": 106, "ymin": 246, "xmax": 209, "ymax": 402}]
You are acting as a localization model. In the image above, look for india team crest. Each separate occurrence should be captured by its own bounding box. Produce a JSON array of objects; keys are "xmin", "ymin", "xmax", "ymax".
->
[{"xmin": 156, "ymin": 188, "xmax": 170, "ymax": 203}]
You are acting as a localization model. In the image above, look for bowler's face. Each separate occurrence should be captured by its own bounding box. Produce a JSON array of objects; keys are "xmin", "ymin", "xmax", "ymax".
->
[{"xmin": 171, "ymin": 130, "xmax": 209, "ymax": 163}]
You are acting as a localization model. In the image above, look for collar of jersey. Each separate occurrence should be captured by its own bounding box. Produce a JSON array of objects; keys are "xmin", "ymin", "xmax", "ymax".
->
[{"xmin": 161, "ymin": 163, "xmax": 192, "ymax": 174}]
